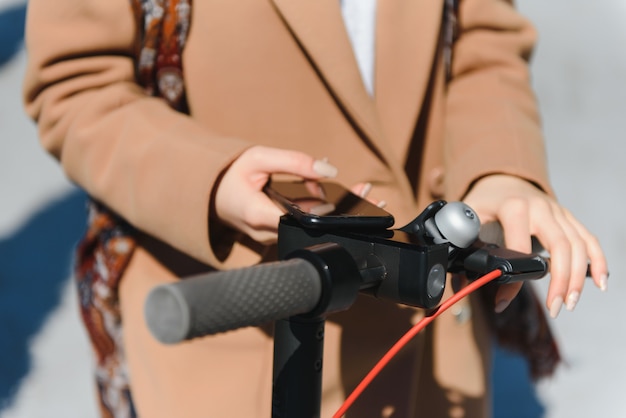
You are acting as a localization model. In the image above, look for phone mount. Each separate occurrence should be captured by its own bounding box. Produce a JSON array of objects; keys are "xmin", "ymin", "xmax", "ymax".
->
[{"xmin": 144, "ymin": 200, "xmax": 548, "ymax": 418}]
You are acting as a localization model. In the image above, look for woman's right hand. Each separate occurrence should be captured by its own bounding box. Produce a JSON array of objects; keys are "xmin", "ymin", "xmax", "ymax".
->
[{"xmin": 214, "ymin": 146, "xmax": 339, "ymax": 244}]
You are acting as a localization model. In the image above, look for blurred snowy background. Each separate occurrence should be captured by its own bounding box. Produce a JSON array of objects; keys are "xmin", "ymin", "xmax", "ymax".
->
[{"xmin": 0, "ymin": 0, "xmax": 624, "ymax": 416}]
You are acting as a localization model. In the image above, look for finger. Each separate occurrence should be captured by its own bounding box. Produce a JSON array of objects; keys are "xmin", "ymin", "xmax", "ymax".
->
[
  {"xmin": 351, "ymin": 182, "xmax": 372, "ymax": 198},
  {"xmin": 350, "ymin": 182, "xmax": 385, "ymax": 207},
  {"xmin": 550, "ymin": 209, "xmax": 589, "ymax": 312},
  {"xmin": 563, "ymin": 209, "xmax": 609, "ymax": 291},
  {"xmin": 527, "ymin": 201, "xmax": 571, "ymax": 318},
  {"xmin": 492, "ymin": 198, "xmax": 531, "ymax": 312},
  {"xmin": 492, "ymin": 282, "xmax": 522, "ymax": 313},
  {"xmin": 498, "ymin": 197, "xmax": 532, "ymax": 253},
  {"xmin": 304, "ymin": 180, "xmax": 326, "ymax": 199},
  {"xmin": 240, "ymin": 146, "xmax": 338, "ymax": 179}
]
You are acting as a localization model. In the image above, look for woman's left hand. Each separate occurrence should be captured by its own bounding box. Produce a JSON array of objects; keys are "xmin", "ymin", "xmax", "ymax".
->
[{"xmin": 463, "ymin": 174, "xmax": 609, "ymax": 318}]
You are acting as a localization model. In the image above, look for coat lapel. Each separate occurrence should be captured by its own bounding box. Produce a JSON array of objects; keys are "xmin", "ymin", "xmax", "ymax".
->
[
  {"xmin": 271, "ymin": 0, "xmax": 443, "ymax": 200},
  {"xmin": 375, "ymin": 0, "xmax": 444, "ymax": 160},
  {"xmin": 271, "ymin": 0, "xmax": 386, "ymax": 156}
]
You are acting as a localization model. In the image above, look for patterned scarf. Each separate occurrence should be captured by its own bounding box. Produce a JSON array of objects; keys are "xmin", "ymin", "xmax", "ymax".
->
[{"xmin": 74, "ymin": 1, "xmax": 190, "ymax": 417}]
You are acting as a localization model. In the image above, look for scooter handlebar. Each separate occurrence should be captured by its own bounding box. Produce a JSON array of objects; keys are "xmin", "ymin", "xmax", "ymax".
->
[{"xmin": 144, "ymin": 258, "xmax": 322, "ymax": 344}]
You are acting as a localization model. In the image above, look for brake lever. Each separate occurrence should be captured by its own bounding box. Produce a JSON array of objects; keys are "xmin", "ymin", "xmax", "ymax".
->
[{"xmin": 449, "ymin": 240, "xmax": 549, "ymax": 284}]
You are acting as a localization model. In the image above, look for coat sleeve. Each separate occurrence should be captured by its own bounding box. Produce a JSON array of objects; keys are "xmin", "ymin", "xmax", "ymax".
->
[
  {"xmin": 22, "ymin": 0, "xmax": 252, "ymax": 267},
  {"xmin": 443, "ymin": 0, "xmax": 554, "ymax": 200}
]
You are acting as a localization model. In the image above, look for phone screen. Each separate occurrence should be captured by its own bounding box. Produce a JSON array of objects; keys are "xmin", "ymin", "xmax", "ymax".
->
[{"xmin": 264, "ymin": 180, "xmax": 395, "ymax": 230}]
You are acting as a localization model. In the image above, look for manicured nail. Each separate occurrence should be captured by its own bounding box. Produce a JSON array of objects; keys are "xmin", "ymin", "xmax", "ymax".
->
[
  {"xmin": 494, "ymin": 299, "xmax": 511, "ymax": 314},
  {"xmin": 309, "ymin": 202, "xmax": 336, "ymax": 216},
  {"xmin": 359, "ymin": 182, "xmax": 372, "ymax": 198},
  {"xmin": 313, "ymin": 159, "xmax": 338, "ymax": 178},
  {"xmin": 599, "ymin": 274, "xmax": 608, "ymax": 292},
  {"xmin": 377, "ymin": 200, "xmax": 387, "ymax": 209},
  {"xmin": 565, "ymin": 291, "xmax": 580, "ymax": 311},
  {"xmin": 549, "ymin": 296, "xmax": 564, "ymax": 319}
]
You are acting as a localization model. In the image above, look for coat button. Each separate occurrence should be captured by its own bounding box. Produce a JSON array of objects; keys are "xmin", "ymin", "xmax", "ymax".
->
[{"xmin": 451, "ymin": 303, "xmax": 472, "ymax": 324}]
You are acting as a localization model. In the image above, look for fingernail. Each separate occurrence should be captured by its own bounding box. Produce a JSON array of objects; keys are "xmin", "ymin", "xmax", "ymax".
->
[
  {"xmin": 565, "ymin": 291, "xmax": 580, "ymax": 311},
  {"xmin": 549, "ymin": 296, "xmax": 564, "ymax": 319},
  {"xmin": 494, "ymin": 299, "xmax": 511, "ymax": 314},
  {"xmin": 377, "ymin": 200, "xmax": 387, "ymax": 209},
  {"xmin": 309, "ymin": 202, "xmax": 336, "ymax": 216},
  {"xmin": 359, "ymin": 182, "xmax": 372, "ymax": 198},
  {"xmin": 599, "ymin": 274, "xmax": 608, "ymax": 292},
  {"xmin": 313, "ymin": 159, "xmax": 338, "ymax": 178}
]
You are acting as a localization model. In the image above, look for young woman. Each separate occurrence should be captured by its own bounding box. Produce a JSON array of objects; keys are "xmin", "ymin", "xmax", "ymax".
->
[{"xmin": 23, "ymin": 0, "xmax": 608, "ymax": 416}]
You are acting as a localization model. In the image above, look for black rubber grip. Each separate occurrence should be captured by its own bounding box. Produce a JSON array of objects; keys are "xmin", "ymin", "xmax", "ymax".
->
[{"xmin": 144, "ymin": 258, "xmax": 322, "ymax": 344}]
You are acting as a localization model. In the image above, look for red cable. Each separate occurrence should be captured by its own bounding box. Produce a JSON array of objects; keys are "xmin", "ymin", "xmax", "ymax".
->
[{"xmin": 332, "ymin": 268, "xmax": 503, "ymax": 418}]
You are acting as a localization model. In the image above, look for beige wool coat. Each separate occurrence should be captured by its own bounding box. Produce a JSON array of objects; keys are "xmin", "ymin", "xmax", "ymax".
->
[{"xmin": 23, "ymin": 0, "xmax": 552, "ymax": 416}]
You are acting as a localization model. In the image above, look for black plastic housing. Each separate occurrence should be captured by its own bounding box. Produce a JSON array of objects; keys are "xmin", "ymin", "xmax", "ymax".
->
[{"xmin": 278, "ymin": 216, "xmax": 450, "ymax": 310}]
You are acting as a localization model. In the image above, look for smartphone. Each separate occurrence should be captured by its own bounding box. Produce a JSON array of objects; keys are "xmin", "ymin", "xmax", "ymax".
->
[{"xmin": 264, "ymin": 179, "xmax": 395, "ymax": 230}]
